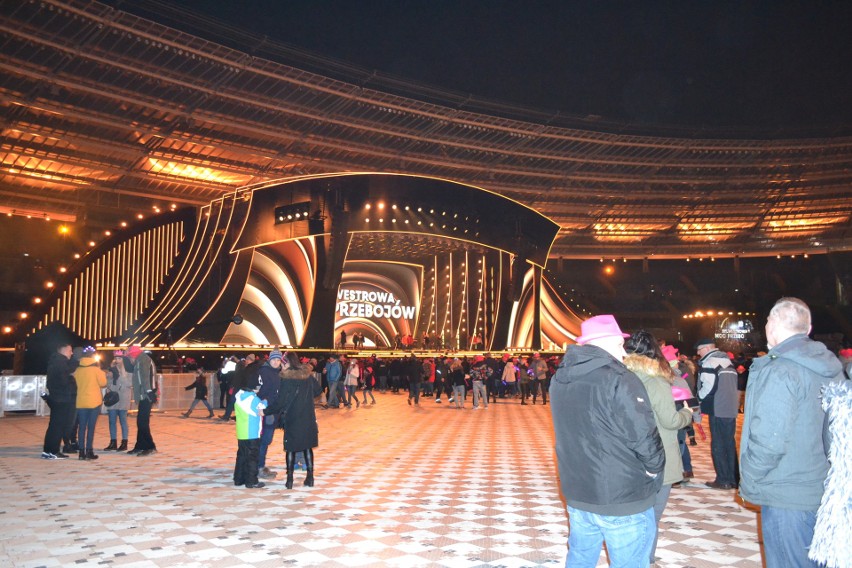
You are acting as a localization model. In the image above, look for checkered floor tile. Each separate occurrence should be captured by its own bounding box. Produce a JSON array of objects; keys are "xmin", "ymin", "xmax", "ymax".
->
[{"xmin": 0, "ymin": 393, "xmax": 761, "ymax": 567}]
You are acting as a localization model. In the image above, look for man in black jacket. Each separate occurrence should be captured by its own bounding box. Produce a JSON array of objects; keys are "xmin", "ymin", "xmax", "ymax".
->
[
  {"xmin": 42, "ymin": 343, "xmax": 79, "ymax": 459},
  {"xmin": 550, "ymin": 315, "xmax": 664, "ymax": 567}
]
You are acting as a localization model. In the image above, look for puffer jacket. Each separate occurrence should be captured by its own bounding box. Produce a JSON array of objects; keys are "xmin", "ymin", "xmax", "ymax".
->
[
  {"xmin": 624, "ymin": 354, "xmax": 693, "ymax": 485},
  {"xmin": 106, "ymin": 360, "xmax": 133, "ymax": 410},
  {"xmin": 739, "ymin": 333, "xmax": 844, "ymax": 510},
  {"xmin": 75, "ymin": 356, "xmax": 107, "ymax": 409},
  {"xmin": 696, "ymin": 349, "xmax": 739, "ymax": 418},
  {"xmin": 550, "ymin": 344, "xmax": 664, "ymax": 516}
]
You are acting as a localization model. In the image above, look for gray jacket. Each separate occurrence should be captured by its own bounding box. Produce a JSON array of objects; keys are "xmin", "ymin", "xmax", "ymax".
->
[
  {"xmin": 739, "ymin": 334, "xmax": 844, "ymax": 510},
  {"xmin": 696, "ymin": 349, "xmax": 739, "ymax": 418}
]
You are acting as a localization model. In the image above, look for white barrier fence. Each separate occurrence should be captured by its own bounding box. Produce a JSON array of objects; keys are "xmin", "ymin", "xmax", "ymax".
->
[{"xmin": 0, "ymin": 373, "xmax": 222, "ymax": 418}]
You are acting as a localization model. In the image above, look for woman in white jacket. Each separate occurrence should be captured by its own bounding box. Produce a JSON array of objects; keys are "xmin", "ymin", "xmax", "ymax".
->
[{"xmin": 344, "ymin": 359, "xmax": 361, "ymax": 409}]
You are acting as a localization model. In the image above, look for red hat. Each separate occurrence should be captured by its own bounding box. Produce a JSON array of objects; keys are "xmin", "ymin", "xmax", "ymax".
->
[
  {"xmin": 576, "ymin": 315, "xmax": 629, "ymax": 345},
  {"xmin": 127, "ymin": 345, "xmax": 142, "ymax": 358},
  {"xmin": 474, "ymin": 355, "xmax": 485, "ymax": 362}
]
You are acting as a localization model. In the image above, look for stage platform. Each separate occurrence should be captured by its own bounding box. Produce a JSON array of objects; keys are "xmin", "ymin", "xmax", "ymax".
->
[{"xmin": 0, "ymin": 392, "xmax": 761, "ymax": 567}]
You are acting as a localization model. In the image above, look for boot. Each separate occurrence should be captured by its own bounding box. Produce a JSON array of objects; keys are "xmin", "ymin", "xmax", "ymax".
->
[
  {"xmin": 303, "ymin": 448, "xmax": 314, "ymax": 487},
  {"xmin": 86, "ymin": 449, "xmax": 99, "ymax": 460},
  {"xmin": 182, "ymin": 411, "xmax": 191, "ymax": 418},
  {"xmin": 78, "ymin": 450, "xmax": 87, "ymax": 460},
  {"xmin": 285, "ymin": 452, "xmax": 295, "ymax": 489},
  {"xmin": 117, "ymin": 439, "xmax": 128, "ymax": 451},
  {"xmin": 103, "ymin": 440, "xmax": 117, "ymax": 451}
]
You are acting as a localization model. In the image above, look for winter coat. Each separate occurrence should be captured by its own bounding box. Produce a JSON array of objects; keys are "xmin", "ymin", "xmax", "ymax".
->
[
  {"xmin": 266, "ymin": 364, "xmax": 321, "ymax": 452},
  {"xmin": 739, "ymin": 333, "xmax": 844, "ymax": 511},
  {"xmin": 344, "ymin": 363, "xmax": 360, "ymax": 386},
  {"xmin": 185, "ymin": 374, "xmax": 208, "ymax": 400},
  {"xmin": 809, "ymin": 380, "xmax": 852, "ymax": 568},
  {"xmin": 45, "ymin": 352, "xmax": 78, "ymax": 404},
  {"xmin": 256, "ymin": 363, "xmax": 282, "ymax": 408},
  {"xmin": 550, "ymin": 344, "xmax": 664, "ymax": 516},
  {"xmin": 501, "ymin": 362, "xmax": 517, "ymax": 383},
  {"xmin": 74, "ymin": 356, "xmax": 107, "ymax": 409},
  {"xmin": 128, "ymin": 352, "xmax": 156, "ymax": 404},
  {"xmin": 696, "ymin": 349, "xmax": 739, "ymax": 418},
  {"xmin": 624, "ymin": 354, "xmax": 693, "ymax": 485},
  {"xmin": 325, "ymin": 359, "xmax": 342, "ymax": 382},
  {"xmin": 106, "ymin": 360, "xmax": 133, "ymax": 410}
]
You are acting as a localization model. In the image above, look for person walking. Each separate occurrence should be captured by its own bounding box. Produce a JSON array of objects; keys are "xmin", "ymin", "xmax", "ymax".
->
[
  {"xmin": 740, "ymin": 297, "xmax": 845, "ymax": 568},
  {"xmin": 74, "ymin": 346, "xmax": 107, "ymax": 461},
  {"xmin": 344, "ymin": 358, "xmax": 361, "ymax": 409},
  {"xmin": 550, "ymin": 314, "xmax": 664, "ymax": 567},
  {"xmin": 103, "ymin": 350, "xmax": 132, "ymax": 452},
  {"xmin": 41, "ymin": 343, "xmax": 79, "ymax": 460},
  {"xmin": 324, "ymin": 354, "xmax": 342, "ymax": 408},
  {"xmin": 182, "ymin": 368, "xmax": 214, "ymax": 418},
  {"xmin": 125, "ymin": 345, "xmax": 157, "ymax": 457},
  {"xmin": 264, "ymin": 352, "xmax": 321, "ymax": 488}
]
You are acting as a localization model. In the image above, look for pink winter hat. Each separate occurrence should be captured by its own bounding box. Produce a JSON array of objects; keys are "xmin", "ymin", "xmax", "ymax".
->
[{"xmin": 576, "ymin": 315, "xmax": 629, "ymax": 345}]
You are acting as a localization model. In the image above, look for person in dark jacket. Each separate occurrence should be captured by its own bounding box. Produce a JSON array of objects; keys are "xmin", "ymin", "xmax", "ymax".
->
[
  {"xmin": 182, "ymin": 368, "xmax": 214, "ymax": 418},
  {"xmin": 263, "ymin": 352, "xmax": 320, "ymax": 489},
  {"xmin": 550, "ymin": 314, "xmax": 664, "ymax": 567},
  {"xmin": 125, "ymin": 345, "xmax": 158, "ymax": 456},
  {"xmin": 42, "ymin": 343, "xmax": 79, "ymax": 459},
  {"xmin": 256, "ymin": 349, "xmax": 283, "ymax": 479},
  {"xmin": 740, "ymin": 297, "xmax": 845, "ymax": 568}
]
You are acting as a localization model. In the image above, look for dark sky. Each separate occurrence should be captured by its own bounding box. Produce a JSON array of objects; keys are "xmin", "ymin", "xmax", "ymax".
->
[{"xmin": 132, "ymin": 1, "xmax": 852, "ymax": 131}]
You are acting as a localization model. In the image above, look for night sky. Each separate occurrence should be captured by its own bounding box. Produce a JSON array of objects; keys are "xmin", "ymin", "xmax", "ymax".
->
[{"xmin": 125, "ymin": 0, "xmax": 852, "ymax": 132}]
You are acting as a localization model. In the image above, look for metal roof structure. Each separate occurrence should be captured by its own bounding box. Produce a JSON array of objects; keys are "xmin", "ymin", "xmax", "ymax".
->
[{"xmin": 2, "ymin": 0, "xmax": 851, "ymax": 259}]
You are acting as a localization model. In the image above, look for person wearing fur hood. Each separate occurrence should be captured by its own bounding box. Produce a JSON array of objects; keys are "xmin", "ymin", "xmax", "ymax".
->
[
  {"xmin": 624, "ymin": 330, "xmax": 694, "ymax": 566},
  {"xmin": 263, "ymin": 352, "xmax": 321, "ymax": 489}
]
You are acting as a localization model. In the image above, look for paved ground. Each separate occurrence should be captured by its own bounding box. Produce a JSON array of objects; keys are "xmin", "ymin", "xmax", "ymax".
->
[{"xmin": 0, "ymin": 391, "xmax": 761, "ymax": 567}]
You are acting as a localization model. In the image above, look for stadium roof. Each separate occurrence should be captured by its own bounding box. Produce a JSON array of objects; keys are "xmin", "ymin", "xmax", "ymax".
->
[{"xmin": 1, "ymin": 0, "xmax": 851, "ymax": 258}]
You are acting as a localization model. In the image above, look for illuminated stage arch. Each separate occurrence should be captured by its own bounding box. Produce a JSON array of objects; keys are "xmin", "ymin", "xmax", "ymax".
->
[{"xmin": 29, "ymin": 174, "xmax": 586, "ymax": 350}]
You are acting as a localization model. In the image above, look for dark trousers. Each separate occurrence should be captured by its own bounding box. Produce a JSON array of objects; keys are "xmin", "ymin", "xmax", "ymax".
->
[
  {"xmin": 234, "ymin": 438, "xmax": 260, "ymax": 486},
  {"xmin": 133, "ymin": 398, "xmax": 156, "ymax": 451},
  {"xmin": 408, "ymin": 380, "xmax": 421, "ymax": 404},
  {"xmin": 709, "ymin": 415, "xmax": 738, "ymax": 486},
  {"xmin": 76, "ymin": 407, "xmax": 100, "ymax": 452},
  {"xmin": 43, "ymin": 401, "xmax": 75, "ymax": 454},
  {"xmin": 218, "ymin": 382, "xmax": 228, "ymax": 408},
  {"xmin": 257, "ymin": 420, "xmax": 276, "ymax": 469}
]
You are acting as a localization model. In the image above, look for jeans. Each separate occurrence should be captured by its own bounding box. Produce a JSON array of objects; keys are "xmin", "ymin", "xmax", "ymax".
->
[
  {"xmin": 108, "ymin": 408, "xmax": 129, "ymax": 440},
  {"xmin": 362, "ymin": 387, "xmax": 376, "ymax": 404},
  {"xmin": 188, "ymin": 398, "xmax": 213, "ymax": 414},
  {"xmin": 408, "ymin": 381, "xmax": 421, "ymax": 404},
  {"xmin": 761, "ymin": 506, "xmax": 818, "ymax": 568},
  {"xmin": 453, "ymin": 385, "xmax": 465, "ymax": 408},
  {"xmin": 566, "ymin": 506, "xmax": 655, "ymax": 568},
  {"xmin": 651, "ymin": 484, "xmax": 672, "ymax": 562},
  {"xmin": 327, "ymin": 381, "xmax": 340, "ymax": 407},
  {"xmin": 678, "ymin": 428, "xmax": 692, "ymax": 473},
  {"xmin": 709, "ymin": 415, "xmax": 738, "ymax": 486},
  {"xmin": 257, "ymin": 420, "xmax": 276, "ymax": 469},
  {"xmin": 76, "ymin": 407, "xmax": 100, "ymax": 452},
  {"xmin": 345, "ymin": 384, "xmax": 358, "ymax": 406},
  {"xmin": 472, "ymin": 381, "xmax": 487, "ymax": 408}
]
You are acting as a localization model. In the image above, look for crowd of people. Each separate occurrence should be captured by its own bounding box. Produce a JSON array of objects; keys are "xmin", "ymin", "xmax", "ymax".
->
[{"xmin": 35, "ymin": 295, "xmax": 852, "ymax": 567}]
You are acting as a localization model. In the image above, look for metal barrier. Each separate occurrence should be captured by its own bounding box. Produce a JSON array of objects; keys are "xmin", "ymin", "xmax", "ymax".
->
[{"xmin": 0, "ymin": 373, "xmax": 221, "ymax": 417}]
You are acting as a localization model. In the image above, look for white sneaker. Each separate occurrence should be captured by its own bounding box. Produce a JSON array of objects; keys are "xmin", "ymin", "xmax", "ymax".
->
[
  {"xmin": 448, "ymin": 398, "xmax": 454, "ymax": 403},
  {"xmin": 40, "ymin": 452, "xmax": 57, "ymax": 460},
  {"xmin": 435, "ymin": 399, "xmax": 441, "ymax": 403},
  {"xmin": 473, "ymin": 406, "xmax": 481, "ymax": 410}
]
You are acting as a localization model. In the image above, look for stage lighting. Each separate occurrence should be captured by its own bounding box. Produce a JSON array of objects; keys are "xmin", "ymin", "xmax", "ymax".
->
[{"xmin": 274, "ymin": 201, "xmax": 311, "ymax": 226}]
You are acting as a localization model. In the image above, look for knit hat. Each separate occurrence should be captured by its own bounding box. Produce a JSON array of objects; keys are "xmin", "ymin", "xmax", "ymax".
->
[
  {"xmin": 575, "ymin": 315, "xmax": 629, "ymax": 345},
  {"xmin": 474, "ymin": 355, "xmax": 485, "ymax": 362},
  {"xmin": 694, "ymin": 338, "xmax": 715, "ymax": 350},
  {"xmin": 244, "ymin": 373, "xmax": 263, "ymax": 391},
  {"xmin": 113, "ymin": 350, "xmax": 125, "ymax": 357},
  {"xmin": 268, "ymin": 349, "xmax": 283, "ymax": 361},
  {"xmin": 127, "ymin": 345, "xmax": 143, "ymax": 358}
]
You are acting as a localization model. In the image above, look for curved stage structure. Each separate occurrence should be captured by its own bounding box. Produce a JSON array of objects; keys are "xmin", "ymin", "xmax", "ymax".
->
[{"xmin": 28, "ymin": 174, "xmax": 585, "ymax": 350}]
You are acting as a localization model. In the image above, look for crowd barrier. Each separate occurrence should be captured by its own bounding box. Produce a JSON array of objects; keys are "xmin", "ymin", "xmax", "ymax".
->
[{"xmin": 0, "ymin": 373, "xmax": 222, "ymax": 418}]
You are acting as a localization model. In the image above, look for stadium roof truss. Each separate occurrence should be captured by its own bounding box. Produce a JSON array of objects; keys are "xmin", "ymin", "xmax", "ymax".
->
[{"xmin": 1, "ymin": 0, "xmax": 851, "ymax": 258}]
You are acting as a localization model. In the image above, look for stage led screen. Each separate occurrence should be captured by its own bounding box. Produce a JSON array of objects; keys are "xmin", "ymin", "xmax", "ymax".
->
[{"xmin": 334, "ymin": 261, "xmax": 422, "ymax": 349}]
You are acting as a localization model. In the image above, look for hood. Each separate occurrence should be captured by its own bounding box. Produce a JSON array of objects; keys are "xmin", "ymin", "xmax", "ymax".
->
[
  {"xmin": 554, "ymin": 344, "xmax": 621, "ymax": 383},
  {"xmin": 281, "ymin": 364, "xmax": 313, "ymax": 380},
  {"xmin": 78, "ymin": 356, "xmax": 99, "ymax": 367},
  {"xmin": 766, "ymin": 334, "xmax": 843, "ymax": 379},
  {"xmin": 623, "ymin": 353, "xmax": 673, "ymax": 383}
]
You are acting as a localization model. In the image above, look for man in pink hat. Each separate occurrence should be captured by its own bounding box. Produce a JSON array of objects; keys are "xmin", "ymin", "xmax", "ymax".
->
[{"xmin": 550, "ymin": 314, "xmax": 664, "ymax": 567}]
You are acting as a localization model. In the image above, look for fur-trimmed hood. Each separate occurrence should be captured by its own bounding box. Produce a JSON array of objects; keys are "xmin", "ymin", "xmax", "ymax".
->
[
  {"xmin": 623, "ymin": 354, "xmax": 675, "ymax": 384},
  {"xmin": 280, "ymin": 363, "xmax": 313, "ymax": 380}
]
